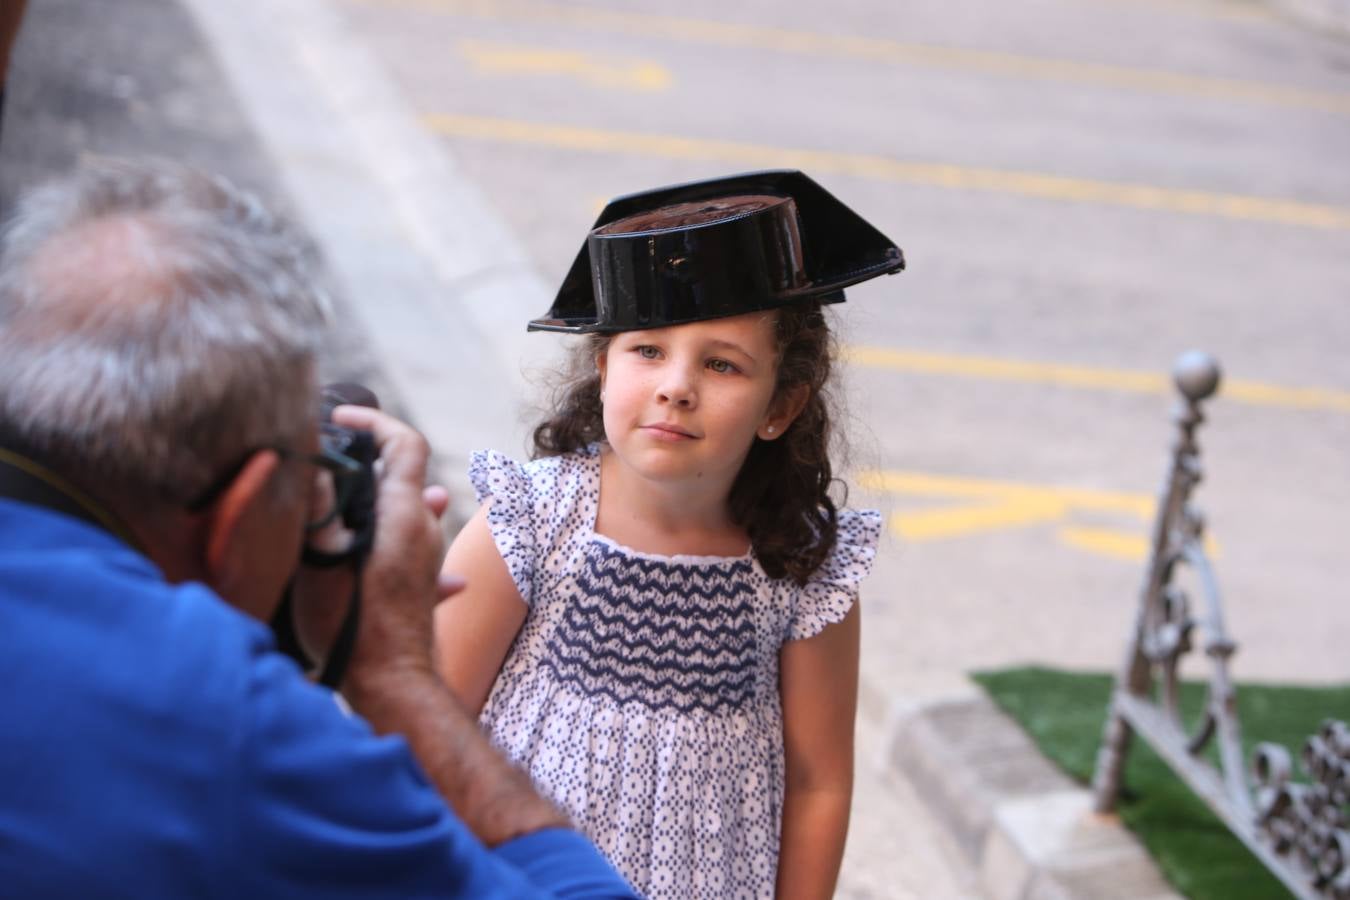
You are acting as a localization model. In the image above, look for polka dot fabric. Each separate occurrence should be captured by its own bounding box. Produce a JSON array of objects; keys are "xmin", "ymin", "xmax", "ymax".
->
[{"xmin": 468, "ymin": 446, "xmax": 881, "ymax": 899}]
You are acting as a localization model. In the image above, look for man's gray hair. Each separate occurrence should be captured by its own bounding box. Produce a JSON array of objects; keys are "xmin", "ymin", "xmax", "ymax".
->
[{"xmin": 0, "ymin": 159, "xmax": 332, "ymax": 506}]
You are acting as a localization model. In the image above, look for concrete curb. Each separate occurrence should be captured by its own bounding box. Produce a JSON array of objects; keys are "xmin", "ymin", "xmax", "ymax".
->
[
  {"xmin": 181, "ymin": 0, "xmax": 562, "ymax": 511},
  {"xmin": 884, "ymin": 693, "xmax": 1183, "ymax": 900}
]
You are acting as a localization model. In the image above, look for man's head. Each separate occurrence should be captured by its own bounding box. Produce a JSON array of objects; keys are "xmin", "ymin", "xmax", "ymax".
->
[{"xmin": 0, "ymin": 159, "xmax": 331, "ymax": 614}]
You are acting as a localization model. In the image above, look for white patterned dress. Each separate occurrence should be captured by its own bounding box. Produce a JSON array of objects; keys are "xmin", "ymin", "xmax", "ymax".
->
[{"xmin": 469, "ymin": 445, "xmax": 881, "ymax": 900}]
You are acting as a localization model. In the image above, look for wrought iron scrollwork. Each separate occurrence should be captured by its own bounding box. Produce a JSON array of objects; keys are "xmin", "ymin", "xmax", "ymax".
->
[
  {"xmin": 1253, "ymin": 721, "xmax": 1350, "ymax": 898},
  {"xmin": 1093, "ymin": 351, "xmax": 1344, "ymax": 900}
]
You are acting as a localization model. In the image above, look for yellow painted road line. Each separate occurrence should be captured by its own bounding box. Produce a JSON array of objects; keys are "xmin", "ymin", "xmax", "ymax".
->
[
  {"xmin": 1059, "ymin": 526, "xmax": 1151, "ymax": 562},
  {"xmin": 859, "ymin": 470, "xmax": 1223, "ymax": 562},
  {"xmin": 359, "ymin": 0, "xmax": 1350, "ymax": 115},
  {"xmin": 858, "ymin": 469, "xmax": 1173, "ymax": 561},
  {"xmin": 843, "ymin": 346, "xmax": 1350, "ymax": 413},
  {"xmin": 421, "ymin": 113, "xmax": 1350, "ymax": 230},
  {"xmin": 857, "ymin": 470, "xmax": 1154, "ymax": 516},
  {"xmin": 891, "ymin": 496, "xmax": 1066, "ymax": 541},
  {"xmin": 458, "ymin": 39, "xmax": 671, "ymax": 91}
]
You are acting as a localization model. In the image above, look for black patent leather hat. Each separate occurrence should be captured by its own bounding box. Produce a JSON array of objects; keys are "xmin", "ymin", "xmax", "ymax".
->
[{"xmin": 528, "ymin": 170, "xmax": 905, "ymax": 333}]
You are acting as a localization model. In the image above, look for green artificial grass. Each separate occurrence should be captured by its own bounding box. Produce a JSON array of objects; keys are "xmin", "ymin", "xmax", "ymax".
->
[{"xmin": 972, "ymin": 666, "xmax": 1350, "ymax": 900}]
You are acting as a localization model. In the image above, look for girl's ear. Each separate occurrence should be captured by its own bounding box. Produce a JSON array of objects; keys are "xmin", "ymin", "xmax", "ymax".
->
[
  {"xmin": 595, "ymin": 347, "xmax": 608, "ymax": 391},
  {"xmin": 758, "ymin": 383, "xmax": 810, "ymax": 441}
]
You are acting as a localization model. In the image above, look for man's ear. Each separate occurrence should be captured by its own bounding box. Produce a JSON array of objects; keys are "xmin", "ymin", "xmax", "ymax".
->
[
  {"xmin": 758, "ymin": 383, "xmax": 810, "ymax": 441},
  {"xmin": 203, "ymin": 450, "xmax": 282, "ymax": 607}
]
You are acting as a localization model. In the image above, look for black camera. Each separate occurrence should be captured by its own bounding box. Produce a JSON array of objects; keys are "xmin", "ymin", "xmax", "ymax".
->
[
  {"xmin": 312, "ymin": 382, "xmax": 380, "ymax": 539},
  {"xmin": 313, "ymin": 421, "xmax": 378, "ymax": 539}
]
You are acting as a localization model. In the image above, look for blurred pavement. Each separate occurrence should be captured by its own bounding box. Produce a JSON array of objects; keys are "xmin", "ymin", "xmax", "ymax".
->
[{"xmin": 0, "ymin": 0, "xmax": 407, "ymax": 438}]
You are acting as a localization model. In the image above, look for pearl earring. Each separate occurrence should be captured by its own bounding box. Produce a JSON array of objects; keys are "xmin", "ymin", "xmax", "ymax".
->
[
  {"xmin": 766, "ymin": 425, "xmax": 775, "ymax": 435},
  {"xmin": 600, "ymin": 390, "xmax": 605, "ymax": 402}
]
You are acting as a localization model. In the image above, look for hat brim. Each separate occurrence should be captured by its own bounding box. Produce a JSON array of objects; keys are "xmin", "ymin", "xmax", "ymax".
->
[
  {"xmin": 527, "ymin": 288, "xmax": 850, "ymax": 334},
  {"xmin": 529, "ymin": 169, "xmax": 904, "ymax": 334}
]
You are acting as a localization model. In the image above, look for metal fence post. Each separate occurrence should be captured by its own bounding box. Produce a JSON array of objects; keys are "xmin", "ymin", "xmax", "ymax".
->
[
  {"xmin": 1092, "ymin": 351, "xmax": 1221, "ymax": 813},
  {"xmin": 1090, "ymin": 351, "xmax": 1349, "ymax": 899}
]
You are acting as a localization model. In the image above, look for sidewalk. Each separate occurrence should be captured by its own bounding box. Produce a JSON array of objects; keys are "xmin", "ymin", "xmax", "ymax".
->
[
  {"xmin": 179, "ymin": 0, "xmax": 565, "ymax": 514},
  {"xmin": 0, "ymin": 0, "xmax": 398, "ymax": 432}
]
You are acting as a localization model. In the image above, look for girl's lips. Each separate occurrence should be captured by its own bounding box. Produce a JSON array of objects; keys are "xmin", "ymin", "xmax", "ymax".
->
[{"xmin": 641, "ymin": 423, "xmax": 697, "ymax": 441}]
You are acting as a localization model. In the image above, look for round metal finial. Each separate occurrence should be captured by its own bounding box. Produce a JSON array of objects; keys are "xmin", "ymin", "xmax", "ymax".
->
[{"xmin": 1173, "ymin": 350, "xmax": 1221, "ymax": 401}]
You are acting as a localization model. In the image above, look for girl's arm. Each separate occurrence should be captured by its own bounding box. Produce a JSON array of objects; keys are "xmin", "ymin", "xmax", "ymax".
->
[
  {"xmin": 433, "ymin": 503, "xmax": 529, "ymax": 715},
  {"xmin": 775, "ymin": 603, "xmax": 860, "ymax": 900}
]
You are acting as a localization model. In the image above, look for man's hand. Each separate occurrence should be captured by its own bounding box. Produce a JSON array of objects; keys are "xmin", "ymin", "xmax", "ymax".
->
[
  {"xmin": 304, "ymin": 406, "xmax": 569, "ymax": 845},
  {"xmin": 314, "ymin": 405, "xmax": 445, "ymax": 686},
  {"xmin": 291, "ymin": 457, "xmax": 462, "ymax": 672}
]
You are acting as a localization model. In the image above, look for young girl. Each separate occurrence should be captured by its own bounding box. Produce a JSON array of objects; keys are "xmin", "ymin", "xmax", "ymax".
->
[{"xmin": 435, "ymin": 171, "xmax": 904, "ymax": 899}]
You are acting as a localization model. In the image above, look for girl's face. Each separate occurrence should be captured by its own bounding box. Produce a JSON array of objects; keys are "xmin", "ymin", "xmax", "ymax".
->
[{"xmin": 596, "ymin": 311, "xmax": 798, "ymax": 491}]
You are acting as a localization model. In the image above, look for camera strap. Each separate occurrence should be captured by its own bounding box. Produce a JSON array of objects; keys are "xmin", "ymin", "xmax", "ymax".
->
[
  {"xmin": 274, "ymin": 521, "xmax": 375, "ymax": 690},
  {"xmin": 2, "ymin": 441, "xmax": 375, "ymax": 693},
  {"xmin": 0, "ymin": 447, "xmax": 143, "ymax": 552},
  {"xmin": 316, "ymin": 564, "xmax": 362, "ymax": 691},
  {"xmin": 1, "ymin": 445, "xmax": 366, "ymax": 690},
  {"xmin": 310, "ymin": 524, "xmax": 373, "ymax": 691}
]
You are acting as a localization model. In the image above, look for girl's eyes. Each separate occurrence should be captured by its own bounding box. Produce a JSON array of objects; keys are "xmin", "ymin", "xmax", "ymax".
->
[
  {"xmin": 628, "ymin": 345, "xmax": 740, "ymax": 374},
  {"xmin": 707, "ymin": 358, "xmax": 739, "ymax": 375}
]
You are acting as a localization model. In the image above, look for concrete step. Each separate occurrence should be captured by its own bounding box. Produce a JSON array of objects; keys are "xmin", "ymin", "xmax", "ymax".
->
[{"xmin": 882, "ymin": 691, "xmax": 1183, "ymax": 900}]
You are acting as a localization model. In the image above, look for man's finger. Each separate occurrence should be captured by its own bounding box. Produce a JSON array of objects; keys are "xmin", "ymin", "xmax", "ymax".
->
[
  {"xmin": 436, "ymin": 573, "xmax": 467, "ymax": 603},
  {"xmin": 331, "ymin": 405, "xmax": 430, "ymax": 487},
  {"xmin": 423, "ymin": 485, "xmax": 451, "ymax": 521}
]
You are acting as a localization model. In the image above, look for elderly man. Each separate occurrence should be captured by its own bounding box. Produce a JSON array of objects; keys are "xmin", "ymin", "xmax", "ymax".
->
[{"xmin": 0, "ymin": 160, "xmax": 634, "ymax": 898}]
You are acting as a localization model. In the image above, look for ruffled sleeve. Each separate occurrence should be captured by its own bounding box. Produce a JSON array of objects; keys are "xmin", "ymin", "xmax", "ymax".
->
[
  {"xmin": 468, "ymin": 450, "xmax": 536, "ymax": 604},
  {"xmin": 787, "ymin": 508, "xmax": 883, "ymax": 641}
]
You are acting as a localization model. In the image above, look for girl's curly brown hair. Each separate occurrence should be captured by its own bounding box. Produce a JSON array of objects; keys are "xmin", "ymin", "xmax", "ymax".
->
[{"xmin": 532, "ymin": 303, "xmax": 843, "ymax": 584}]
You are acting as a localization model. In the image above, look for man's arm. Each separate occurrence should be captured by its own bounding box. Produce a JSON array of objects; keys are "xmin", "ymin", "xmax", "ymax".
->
[
  {"xmin": 233, "ymin": 638, "xmax": 634, "ymax": 899},
  {"xmin": 343, "ymin": 658, "xmax": 564, "ymax": 845}
]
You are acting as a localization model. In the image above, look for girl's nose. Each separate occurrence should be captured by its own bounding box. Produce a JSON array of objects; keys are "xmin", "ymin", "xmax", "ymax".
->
[{"xmin": 657, "ymin": 367, "xmax": 697, "ymax": 408}]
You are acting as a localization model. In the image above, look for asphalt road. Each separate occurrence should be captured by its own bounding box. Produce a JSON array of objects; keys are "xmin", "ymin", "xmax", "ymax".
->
[{"xmin": 332, "ymin": 0, "xmax": 1350, "ymax": 694}]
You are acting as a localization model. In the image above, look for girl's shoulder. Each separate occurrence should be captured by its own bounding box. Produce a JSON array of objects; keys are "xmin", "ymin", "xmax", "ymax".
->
[
  {"xmin": 823, "ymin": 508, "xmax": 884, "ymax": 577},
  {"xmin": 466, "ymin": 446, "xmax": 603, "ymax": 603},
  {"xmin": 468, "ymin": 444, "xmax": 600, "ymax": 526},
  {"xmin": 799, "ymin": 507, "xmax": 883, "ymax": 593},
  {"xmin": 785, "ymin": 507, "xmax": 883, "ymax": 641}
]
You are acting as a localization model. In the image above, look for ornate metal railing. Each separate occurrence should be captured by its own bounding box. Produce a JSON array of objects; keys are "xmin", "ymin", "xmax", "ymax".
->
[{"xmin": 1091, "ymin": 351, "xmax": 1348, "ymax": 900}]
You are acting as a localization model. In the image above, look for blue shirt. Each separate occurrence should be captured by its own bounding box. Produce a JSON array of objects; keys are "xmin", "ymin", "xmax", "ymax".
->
[{"xmin": 0, "ymin": 498, "xmax": 635, "ymax": 899}]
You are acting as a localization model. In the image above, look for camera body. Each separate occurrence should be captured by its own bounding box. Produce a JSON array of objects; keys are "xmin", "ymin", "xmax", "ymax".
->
[
  {"xmin": 318, "ymin": 421, "xmax": 377, "ymax": 537},
  {"xmin": 316, "ymin": 382, "xmax": 381, "ymax": 539}
]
